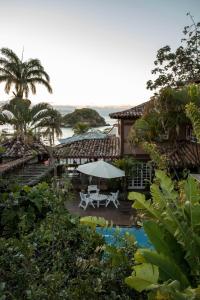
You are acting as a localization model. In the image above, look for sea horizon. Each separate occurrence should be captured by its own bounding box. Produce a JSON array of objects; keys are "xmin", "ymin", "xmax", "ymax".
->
[
  {"xmin": 0, "ymin": 103, "xmax": 122, "ymax": 141},
  {"xmin": 55, "ymin": 104, "xmax": 120, "ymax": 141}
]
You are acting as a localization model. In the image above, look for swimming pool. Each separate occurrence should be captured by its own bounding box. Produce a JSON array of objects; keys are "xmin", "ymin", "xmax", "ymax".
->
[{"xmin": 96, "ymin": 226, "xmax": 152, "ymax": 248}]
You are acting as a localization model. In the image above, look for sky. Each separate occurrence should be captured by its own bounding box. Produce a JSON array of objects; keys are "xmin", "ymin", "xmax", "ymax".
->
[{"xmin": 0, "ymin": 0, "xmax": 200, "ymax": 107}]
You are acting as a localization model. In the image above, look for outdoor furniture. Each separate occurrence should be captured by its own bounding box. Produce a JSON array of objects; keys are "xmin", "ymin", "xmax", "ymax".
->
[
  {"xmin": 77, "ymin": 160, "xmax": 125, "ymax": 179},
  {"xmin": 88, "ymin": 185, "xmax": 99, "ymax": 194},
  {"xmin": 90, "ymin": 193, "xmax": 108, "ymax": 208},
  {"xmin": 79, "ymin": 192, "xmax": 95, "ymax": 210},
  {"xmin": 106, "ymin": 190, "xmax": 119, "ymax": 208}
]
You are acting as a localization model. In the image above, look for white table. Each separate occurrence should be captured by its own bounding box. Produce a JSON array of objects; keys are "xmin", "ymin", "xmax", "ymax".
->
[{"xmin": 90, "ymin": 193, "xmax": 108, "ymax": 208}]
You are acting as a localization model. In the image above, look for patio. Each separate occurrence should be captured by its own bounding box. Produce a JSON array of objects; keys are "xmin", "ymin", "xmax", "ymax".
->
[{"xmin": 65, "ymin": 193, "xmax": 136, "ymax": 226}]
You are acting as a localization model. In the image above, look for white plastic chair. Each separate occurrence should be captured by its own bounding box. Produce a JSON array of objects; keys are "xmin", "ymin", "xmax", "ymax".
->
[
  {"xmin": 79, "ymin": 192, "xmax": 95, "ymax": 210},
  {"xmin": 106, "ymin": 190, "xmax": 120, "ymax": 208},
  {"xmin": 88, "ymin": 185, "xmax": 100, "ymax": 195}
]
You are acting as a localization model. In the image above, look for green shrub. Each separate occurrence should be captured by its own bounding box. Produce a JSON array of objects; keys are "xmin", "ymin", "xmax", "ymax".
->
[
  {"xmin": 126, "ymin": 170, "xmax": 200, "ymax": 299},
  {"xmin": 0, "ymin": 182, "xmax": 144, "ymax": 299}
]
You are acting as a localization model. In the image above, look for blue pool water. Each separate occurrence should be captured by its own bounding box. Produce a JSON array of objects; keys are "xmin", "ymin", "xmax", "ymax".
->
[{"xmin": 96, "ymin": 226, "xmax": 152, "ymax": 248}]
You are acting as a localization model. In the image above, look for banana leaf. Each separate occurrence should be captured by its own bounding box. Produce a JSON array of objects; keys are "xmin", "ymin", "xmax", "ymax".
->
[
  {"xmin": 143, "ymin": 220, "xmax": 189, "ymax": 273},
  {"xmin": 141, "ymin": 249, "xmax": 190, "ymax": 289},
  {"xmin": 125, "ymin": 263, "xmax": 159, "ymax": 292}
]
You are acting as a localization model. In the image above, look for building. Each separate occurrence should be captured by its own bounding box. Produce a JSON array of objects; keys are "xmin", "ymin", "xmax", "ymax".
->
[
  {"xmin": 110, "ymin": 102, "xmax": 152, "ymax": 189},
  {"xmin": 54, "ymin": 100, "xmax": 200, "ymax": 190},
  {"xmin": 110, "ymin": 101, "xmax": 200, "ymax": 189}
]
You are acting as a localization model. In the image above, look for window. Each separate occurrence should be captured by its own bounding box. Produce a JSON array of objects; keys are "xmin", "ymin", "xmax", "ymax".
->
[
  {"xmin": 128, "ymin": 162, "xmax": 152, "ymax": 189},
  {"xmin": 186, "ymin": 126, "xmax": 197, "ymax": 142},
  {"xmin": 159, "ymin": 129, "xmax": 169, "ymax": 141}
]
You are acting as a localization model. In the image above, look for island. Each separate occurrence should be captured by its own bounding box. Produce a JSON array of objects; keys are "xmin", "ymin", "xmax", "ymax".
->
[{"xmin": 62, "ymin": 108, "xmax": 107, "ymax": 127}]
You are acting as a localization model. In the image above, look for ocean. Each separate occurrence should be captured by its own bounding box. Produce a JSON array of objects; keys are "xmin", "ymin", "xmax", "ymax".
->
[
  {"xmin": 0, "ymin": 105, "xmax": 130, "ymax": 141},
  {"xmin": 54, "ymin": 105, "xmax": 128, "ymax": 140}
]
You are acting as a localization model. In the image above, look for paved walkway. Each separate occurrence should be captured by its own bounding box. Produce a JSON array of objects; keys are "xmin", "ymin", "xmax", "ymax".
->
[{"xmin": 65, "ymin": 195, "xmax": 136, "ymax": 226}]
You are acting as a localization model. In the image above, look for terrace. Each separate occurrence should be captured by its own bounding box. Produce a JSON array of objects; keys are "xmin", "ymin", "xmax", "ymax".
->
[{"xmin": 65, "ymin": 193, "xmax": 137, "ymax": 226}]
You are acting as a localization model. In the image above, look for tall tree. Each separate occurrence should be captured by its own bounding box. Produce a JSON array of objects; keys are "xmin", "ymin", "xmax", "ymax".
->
[
  {"xmin": 147, "ymin": 14, "xmax": 200, "ymax": 91},
  {"xmin": 0, "ymin": 48, "xmax": 52, "ymax": 98},
  {"xmin": 38, "ymin": 108, "xmax": 63, "ymax": 146}
]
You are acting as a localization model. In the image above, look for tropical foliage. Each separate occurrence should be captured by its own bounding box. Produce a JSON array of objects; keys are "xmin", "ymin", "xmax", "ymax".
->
[
  {"xmin": 0, "ymin": 48, "xmax": 62, "ymax": 145},
  {"xmin": 127, "ymin": 170, "xmax": 200, "ymax": 299},
  {"xmin": 128, "ymin": 84, "xmax": 200, "ymax": 169},
  {"xmin": 73, "ymin": 121, "xmax": 90, "ymax": 135},
  {"xmin": 147, "ymin": 14, "xmax": 200, "ymax": 90},
  {"xmin": 0, "ymin": 47, "xmax": 52, "ymax": 98},
  {"xmin": 0, "ymin": 98, "xmax": 51, "ymax": 138},
  {"xmin": 186, "ymin": 101, "xmax": 200, "ymax": 142},
  {"xmin": 0, "ymin": 182, "xmax": 143, "ymax": 299},
  {"xmin": 37, "ymin": 108, "xmax": 63, "ymax": 145},
  {"xmin": 114, "ymin": 156, "xmax": 138, "ymax": 177},
  {"xmin": 130, "ymin": 84, "xmax": 200, "ymax": 145}
]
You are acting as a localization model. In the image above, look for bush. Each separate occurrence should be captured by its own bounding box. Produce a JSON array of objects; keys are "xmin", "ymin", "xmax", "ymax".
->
[{"xmin": 0, "ymin": 182, "xmax": 144, "ymax": 299}]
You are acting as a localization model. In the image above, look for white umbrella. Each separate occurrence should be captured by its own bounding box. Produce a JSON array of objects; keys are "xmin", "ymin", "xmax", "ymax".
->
[{"xmin": 77, "ymin": 160, "xmax": 125, "ymax": 179}]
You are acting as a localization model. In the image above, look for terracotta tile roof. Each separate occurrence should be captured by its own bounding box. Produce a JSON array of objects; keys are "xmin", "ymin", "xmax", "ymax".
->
[
  {"xmin": 109, "ymin": 102, "xmax": 147, "ymax": 119},
  {"xmin": 1, "ymin": 137, "xmax": 48, "ymax": 158},
  {"xmin": 55, "ymin": 136, "xmax": 120, "ymax": 159},
  {"xmin": 0, "ymin": 156, "xmax": 33, "ymax": 174},
  {"xmin": 157, "ymin": 141, "xmax": 200, "ymax": 168}
]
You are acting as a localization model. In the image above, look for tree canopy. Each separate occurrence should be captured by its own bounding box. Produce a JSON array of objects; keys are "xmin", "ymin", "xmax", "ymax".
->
[
  {"xmin": 73, "ymin": 122, "xmax": 90, "ymax": 135},
  {"xmin": 147, "ymin": 14, "xmax": 200, "ymax": 91},
  {"xmin": 129, "ymin": 84, "xmax": 200, "ymax": 145},
  {"xmin": 0, "ymin": 48, "xmax": 52, "ymax": 98},
  {"xmin": 0, "ymin": 181, "xmax": 140, "ymax": 299},
  {"xmin": 0, "ymin": 98, "xmax": 51, "ymax": 137},
  {"xmin": 37, "ymin": 108, "xmax": 63, "ymax": 146},
  {"xmin": 0, "ymin": 98, "xmax": 62, "ymax": 145}
]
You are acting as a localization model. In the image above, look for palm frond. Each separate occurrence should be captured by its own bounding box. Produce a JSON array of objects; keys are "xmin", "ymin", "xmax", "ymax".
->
[
  {"xmin": 26, "ymin": 69, "xmax": 50, "ymax": 81},
  {"xmin": 0, "ymin": 48, "xmax": 20, "ymax": 64},
  {"xmin": 29, "ymin": 82, "xmax": 36, "ymax": 95},
  {"xmin": 30, "ymin": 102, "xmax": 51, "ymax": 116},
  {"xmin": 27, "ymin": 77, "xmax": 53, "ymax": 93},
  {"xmin": 0, "ymin": 48, "xmax": 52, "ymax": 98}
]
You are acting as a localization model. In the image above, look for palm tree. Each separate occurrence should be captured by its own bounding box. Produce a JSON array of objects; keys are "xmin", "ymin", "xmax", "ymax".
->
[
  {"xmin": 0, "ymin": 48, "xmax": 52, "ymax": 98},
  {"xmin": 0, "ymin": 97, "xmax": 52, "ymax": 139},
  {"xmin": 73, "ymin": 122, "xmax": 90, "ymax": 135},
  {"xmin": 38, "ymin": 108, "xmax": 63, "ymax": 146}
]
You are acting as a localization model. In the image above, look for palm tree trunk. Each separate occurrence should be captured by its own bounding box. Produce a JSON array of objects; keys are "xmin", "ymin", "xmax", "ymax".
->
[{"xmin": 52, "ymin": 128, "xmax": 55, "ymax": 146}]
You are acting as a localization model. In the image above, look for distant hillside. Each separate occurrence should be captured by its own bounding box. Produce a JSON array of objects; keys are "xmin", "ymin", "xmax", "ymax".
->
[
  {"xmin": 62, "ymin": 108, "xmax": 107, "ymax": 127},
  {"xmin": 53, "ymin": 105, "xmax": 132, "ymax": 116}
]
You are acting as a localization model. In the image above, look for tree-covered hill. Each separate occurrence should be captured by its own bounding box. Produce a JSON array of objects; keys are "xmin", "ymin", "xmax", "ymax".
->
[{"xmin": 62, "ymin": 108, "xmax": 107, "ymax": 127}]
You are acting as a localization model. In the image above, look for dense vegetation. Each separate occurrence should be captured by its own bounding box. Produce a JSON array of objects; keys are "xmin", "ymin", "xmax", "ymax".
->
[
  {"xmin": 0, "ymin": 48, "xmax": 63, "ymax": 146},
  {"xmin": 1, "ymin": 14, "xmax": 200, "ymax": 299},
  {"xmin": 0, "ymin": 181, "xmax": 144, "ymax": 299},
  {"xmin": 126, "ymin": 170, "xmax": 200, "ymax": 299},
  {"xmin": 62, "ymin": 108, "xmax": 106, "ymax": 128},
  {"xmin": 129, "ymin": 84, "xmax": 200, "ymax": 145},
  {"xmin": 147, "ymin": 15, "xmax": 200, "ymax": 91}
]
